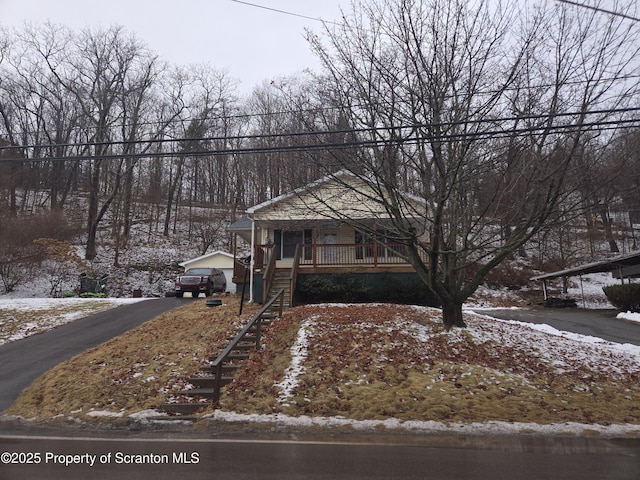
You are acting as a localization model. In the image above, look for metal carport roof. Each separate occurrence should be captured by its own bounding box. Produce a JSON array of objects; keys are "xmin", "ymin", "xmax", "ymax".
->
[{"xmin": 531, "ymin": 251, "xmax": 640, "ymax": 281}]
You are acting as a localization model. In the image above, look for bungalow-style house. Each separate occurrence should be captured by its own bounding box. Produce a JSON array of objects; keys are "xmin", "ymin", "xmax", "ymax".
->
[
  {"xmin": 228, "ymin": 170, "xmax": 432, "ymax": 306},
  {"xmin": 179, "ymin": 250, "xmax": 235, "ymax": 293}
]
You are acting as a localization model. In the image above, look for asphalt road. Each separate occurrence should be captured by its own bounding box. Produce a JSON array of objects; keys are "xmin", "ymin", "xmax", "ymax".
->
[
  {"xmin": 474, "ymin": 307, "xmax": 640, "ymax": 346},
  {"xmin": 0, "ymin": 297, "xmax": 184, "ymax": 412},
  {"xmin": 0, "ymin": 434, "xmax": 638, "ymax": 480}
]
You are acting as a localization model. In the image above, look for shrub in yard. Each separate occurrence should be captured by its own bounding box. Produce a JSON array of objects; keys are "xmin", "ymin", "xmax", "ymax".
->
[
  {"xmin": 297, "ymin": 274, "xmax": 369, "ymax": 303},
  {"xmin": 296, "ymin": 273, "xmax": 440, "ymax": 306},
  {"xmin": 602, "ymin": 284, "xmax": 640, "ymax": 312},
  {"xmin": 482, "ymin": 260, "xmax": 531, "ymax": 290},
  {"xmin": 367, "ymin": 274, "xmax": 441, "ymax": 307}
]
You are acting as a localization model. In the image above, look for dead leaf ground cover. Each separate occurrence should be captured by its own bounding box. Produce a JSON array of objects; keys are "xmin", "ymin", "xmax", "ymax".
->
[
  {"xmin": 223, "ymin": 304, "xmax": 640, "ymax": 426},
  {"xmin": 5, "ymin": 300, "xmax": 640, "ymax": 428}
]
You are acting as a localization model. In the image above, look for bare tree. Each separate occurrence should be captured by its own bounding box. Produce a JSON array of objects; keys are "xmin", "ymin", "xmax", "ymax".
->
[
  {"xmin": 306, "ymin": 0, "xmax": 640, "ymax": 329},
  {"xmin": 38, "ymin": 26, "xmax": 163, "ymax": 260}
]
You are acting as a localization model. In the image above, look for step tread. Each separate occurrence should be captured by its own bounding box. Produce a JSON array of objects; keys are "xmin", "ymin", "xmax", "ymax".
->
[
  {"xmin": 209, "ymin": 353, "xmax": 250, "ymax": 361},
  {"xmin": 159, "ymin": 404, "xmax": 205, "ymax": 416},
  {"xmin": 200, "ymin": 364, "xmax": 242, "ymax": 372},
  {"xmin": 187, "ymin": 375, "xmax": 234, "ymax": 382},
  {"xmin": 180, "ymin": 388, "xmax": 221, "ymax": 397}
]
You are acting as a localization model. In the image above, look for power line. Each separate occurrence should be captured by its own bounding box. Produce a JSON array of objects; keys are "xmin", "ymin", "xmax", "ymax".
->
[
  {"xmin": 555, "ymin": 0, "xmax": 640, "ymax": 22},
  {"xmin": 1, "ymin": 112, "xmax": 638, "ymax": 164},
  {"xmin": 2, "ymin": 105, "xmax": 639, "ymax": 153},
  {"xmin": 229, "ymin": 0, "xmax": 342, "ymax": 26}
]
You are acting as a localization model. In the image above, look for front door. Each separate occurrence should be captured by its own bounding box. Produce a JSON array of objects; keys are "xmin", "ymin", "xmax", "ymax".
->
[
  {"xmin": 323, "ymin": 232, "xmax": 338, "ymax": 263},
  {"xmin": 274, "ymin": 229, "xmax": 312, "ymax": 259}
]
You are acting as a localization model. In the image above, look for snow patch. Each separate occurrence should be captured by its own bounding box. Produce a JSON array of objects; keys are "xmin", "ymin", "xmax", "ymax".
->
[
  {"xmin": 200, "ymin": 410, "xmax": 640, "ymax": 438},
  {"xmin": 618, "ymin": 311, "xmax": 640, "ymax": 325},
  {"xmin": 274, "ymin": 317, "xmax": 315, "ymax": 405}
]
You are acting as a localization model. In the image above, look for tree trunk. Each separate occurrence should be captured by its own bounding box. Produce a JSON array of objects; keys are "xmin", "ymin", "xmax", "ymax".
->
[
  {"xmin": 441, "ymin": 300, "xmax": 466, "ymax": 331},
  {"xmin": 85, "ymin": 162, "xmax": 101, "ymax": 260},
  {"xmin": 598, "ymin": 205, "xmax": 619, "ymax": 253},
  {"xmin": 120, "ymin": 160, "xmax": 135, "ymax": 246},
  {"xmin": 9, "ymin": 161, "xmax": 19, "ymax": 217},
  {"xmin": 164, "ymin": 160, "xmax": 183, "ymax": 237}
]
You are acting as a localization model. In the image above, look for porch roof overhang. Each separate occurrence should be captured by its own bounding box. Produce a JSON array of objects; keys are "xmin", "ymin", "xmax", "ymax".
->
[{"xmin": 227, "ymin": 215, "xmax": 254, "ymax": 243}]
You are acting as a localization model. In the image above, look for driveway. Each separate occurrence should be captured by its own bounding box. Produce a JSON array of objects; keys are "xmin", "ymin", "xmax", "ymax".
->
[
  {"xmin": 0, "ymin": 298, "xmax": 184, "ymax": 412},
  {"xmin": 473, "ymin": 307, "xmax": 640, "ymax": 346}
]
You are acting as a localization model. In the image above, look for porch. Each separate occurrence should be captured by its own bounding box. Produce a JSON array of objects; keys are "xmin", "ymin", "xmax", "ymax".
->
[{"xmin": 233, "ymin": 242, "xmax": 419, "ymax": 305}]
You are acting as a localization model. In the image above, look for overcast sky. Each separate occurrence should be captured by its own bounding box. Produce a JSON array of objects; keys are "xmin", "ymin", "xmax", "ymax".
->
[{"xmin": 0, "ymin": 0, "xmax": 347, "ymax": 92}]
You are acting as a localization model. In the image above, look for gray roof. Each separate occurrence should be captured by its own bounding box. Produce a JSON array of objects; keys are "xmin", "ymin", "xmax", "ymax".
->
[
  {"xmin": 227, "ymin": 215, "xmax": 253, "ymax": 232},
  {"xmin": 531, "ymin": 250, "xmax": 640, "ymax": 280}
]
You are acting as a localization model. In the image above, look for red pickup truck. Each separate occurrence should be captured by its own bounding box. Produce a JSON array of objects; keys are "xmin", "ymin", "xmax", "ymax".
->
[{"xmin": 175, "ymin": 268, "xmax": 227, "ymax": 298}]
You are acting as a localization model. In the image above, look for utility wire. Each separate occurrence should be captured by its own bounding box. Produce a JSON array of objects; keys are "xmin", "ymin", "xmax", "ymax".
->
[
  {"xmin": 555, "ymin": 0, "xmax": 640, "ymax": 22},
  {"xmin": 229, "ymin": 0, "xmax": 342, "ymax": 26},
  {"xmin": 1, "ymin": 105, "xmax": 639, "ymax": 155},
  {"xmin": 1, "ymin": 114, "xmax": 638, "ymax": 164}
]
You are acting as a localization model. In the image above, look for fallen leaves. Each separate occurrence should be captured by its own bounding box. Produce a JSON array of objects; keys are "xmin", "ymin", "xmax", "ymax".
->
[{"xmin": 224, "ymin": 303, "xmax": 640, "ymax": 425}]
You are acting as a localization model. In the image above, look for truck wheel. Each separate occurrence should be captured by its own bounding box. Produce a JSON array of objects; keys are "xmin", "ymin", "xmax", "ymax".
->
[{"xmin": 176, "ymin": 292, "xmax": 183, "ymax": 298}]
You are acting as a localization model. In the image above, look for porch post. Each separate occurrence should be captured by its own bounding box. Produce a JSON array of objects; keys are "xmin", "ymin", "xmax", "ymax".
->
[{"xmin": 250, "ymin": 218, "xmax": 255, "ymax": 303}]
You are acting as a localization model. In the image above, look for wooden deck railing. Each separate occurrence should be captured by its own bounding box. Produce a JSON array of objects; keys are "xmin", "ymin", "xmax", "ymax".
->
[
  {"xmin": 232, "ymin": 244, "xmax": 274, "ymax": 282},
  {"xmin": 234, "ymin": 243, "xmax": 417, "ymax": 282},
  {"xmin": 298, "ymin": 243, "xmax": 412, "ymax": 268}
]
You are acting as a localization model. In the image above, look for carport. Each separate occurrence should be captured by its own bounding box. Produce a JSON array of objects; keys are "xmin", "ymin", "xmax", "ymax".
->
[{"xmin": 531, "ymin": 251, "xmax": 640, "ymax": 306}]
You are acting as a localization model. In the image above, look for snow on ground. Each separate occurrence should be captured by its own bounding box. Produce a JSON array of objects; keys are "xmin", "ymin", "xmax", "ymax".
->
[
  {"xmin": 194, "ymin": 411, "xmax": 640, "ymax": 438},
  {"xmin": 275, "ymin": 317, "xmax": 315, "ymax": 406},
  {"xmin": 0, "ymin": 297, "xmax": 150, "ymax": 346},
  {"xmin": 618, "ymin": 312, "xmax": 640, "ymax": 325},
  {"xmin": 132, "ymin": 305, "xmax": 640, "ymax": 437},
  {"xmin": 3, "ymin": 279, "xmax": 639, "ymax": 436},
  {"xmin": 566, "ymin": 272, "xmax": 619, "ymax": 309}
]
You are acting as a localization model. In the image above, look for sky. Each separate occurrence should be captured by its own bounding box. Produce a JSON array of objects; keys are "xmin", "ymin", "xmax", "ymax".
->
[{"xmin": 0, "ymin": 0, "xmax": 348, "ymax": 92}]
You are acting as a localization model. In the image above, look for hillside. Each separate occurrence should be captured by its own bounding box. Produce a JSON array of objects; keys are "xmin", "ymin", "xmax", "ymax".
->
[{"xmin": 5, "ymin": 297, "xmax": 640, "ymax": 437}]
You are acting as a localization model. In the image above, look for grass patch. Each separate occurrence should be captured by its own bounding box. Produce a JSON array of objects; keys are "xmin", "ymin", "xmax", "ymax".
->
[
  {"xmin": 5, "ymin": 302, "xmax": 640, "ymax": 428},
  {"xmin": 223, "ymin": 304, "xmax": 640, "ymax": 426},
  {"xmin": 6, "ymin": 297, "xmax": 258, "ymax": 423}
]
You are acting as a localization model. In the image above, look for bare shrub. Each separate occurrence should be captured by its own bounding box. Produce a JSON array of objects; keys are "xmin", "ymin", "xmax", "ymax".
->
[
  {"xmin": 0, "ymin": 212, "xmax": 81, "ymax": 294},
  {"xmin": 482, "ymin": 261, "xmax": 532, "ymax": 290},
  {"xmin": 33, "ymin": 238, "xmax": 88, "ymax": 296}
]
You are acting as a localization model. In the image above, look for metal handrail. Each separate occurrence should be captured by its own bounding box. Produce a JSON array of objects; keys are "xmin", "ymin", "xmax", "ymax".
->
[
  {"xmin": 289, "ymin": 244, "xmax": 302, "ymax": 306},
  {"xmin": 208, "ymin": 288, "xmax": 285, "ymax": 404}
]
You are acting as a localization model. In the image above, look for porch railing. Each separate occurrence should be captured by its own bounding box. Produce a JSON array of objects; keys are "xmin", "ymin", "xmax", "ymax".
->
[
  {"xmin": 233, "ymin": 244, "xmax": 274, "ymax": 283},
  {"xmin": 298, "ymin": 243, "xmax": 413, "ymax": 268}
]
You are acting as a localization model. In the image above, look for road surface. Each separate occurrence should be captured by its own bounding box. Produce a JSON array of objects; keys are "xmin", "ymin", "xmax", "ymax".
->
[
  {"xmin": 0, "ymin": 433, "xmax": 638, "ymax": 480},
  {"xmin": 0, "ymin": 297, "xmax": 184, "ymax": 412},
  {"xmin": 474, "ymin": 307, "xmax": 640, "ymax": 346}
]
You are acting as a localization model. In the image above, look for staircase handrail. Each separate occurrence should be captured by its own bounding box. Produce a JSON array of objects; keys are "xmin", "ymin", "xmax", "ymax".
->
[
  {"xmin": 262, "ymin": 244, "xmax": 277, "ymax": 303},
  {"xmin": 208, "ymin": 288, "xmax": 285, "ymax": 404},
  {"xmin": 289, "ymin": 244, "xmax": 302, "ymax": 306}
]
